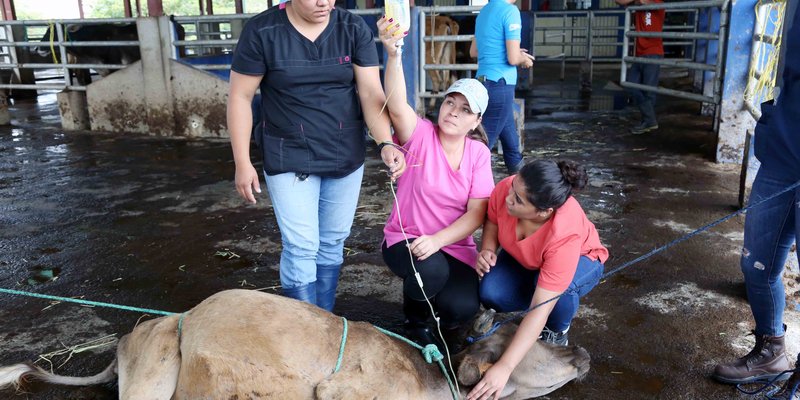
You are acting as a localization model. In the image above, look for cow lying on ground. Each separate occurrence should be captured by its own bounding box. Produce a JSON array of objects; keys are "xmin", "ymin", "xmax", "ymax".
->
[{"xmin": 0, "ymin": 289, "xmax": 589, "ymax": 399}]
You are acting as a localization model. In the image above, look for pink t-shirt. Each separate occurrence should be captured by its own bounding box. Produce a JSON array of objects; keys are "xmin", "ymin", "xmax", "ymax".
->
[{"xmin": 383, "ymin": 117, "xmax": 495, "ymax": 267}]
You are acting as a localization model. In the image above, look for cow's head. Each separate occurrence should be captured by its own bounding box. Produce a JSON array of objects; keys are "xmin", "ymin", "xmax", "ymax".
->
[{"xmin": 456, "ymin": 309, "xmax": 591, "ymax": 398}]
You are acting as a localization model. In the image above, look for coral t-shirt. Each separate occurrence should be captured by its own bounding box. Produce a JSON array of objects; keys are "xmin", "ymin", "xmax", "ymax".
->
[
  {"xmin": 634, "ymin": 0, "xmax": 665, "ymax": 56},
  {"xmin": 384, "ymin": 118, "xmax": 495, "ymax": 267},
  {"xmin": 488, "ymin": 176, "xmax": 609, "ymax": 292}
]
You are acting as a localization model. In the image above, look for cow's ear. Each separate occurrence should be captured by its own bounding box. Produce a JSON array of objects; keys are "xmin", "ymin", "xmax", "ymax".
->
[{"xmin": 457, "ymin": 356, "xmax": 484, "ymax": 386}]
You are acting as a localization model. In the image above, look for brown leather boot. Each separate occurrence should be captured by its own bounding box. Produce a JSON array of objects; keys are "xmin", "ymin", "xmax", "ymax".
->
[{"xmin": 713, "ymin": 331, "xmax": 791, "ymax": 384}]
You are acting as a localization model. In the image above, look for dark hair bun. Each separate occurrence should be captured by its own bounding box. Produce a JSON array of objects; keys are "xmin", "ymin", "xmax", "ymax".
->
[{"xmin": 556, "ymin": 160, "xmax": 588, "ymax": 191}]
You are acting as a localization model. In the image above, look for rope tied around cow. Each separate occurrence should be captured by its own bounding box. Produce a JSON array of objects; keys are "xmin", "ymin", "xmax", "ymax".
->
[{"xmin": 374, "ymin": 326, "xmax": 458, "ymax": 400}]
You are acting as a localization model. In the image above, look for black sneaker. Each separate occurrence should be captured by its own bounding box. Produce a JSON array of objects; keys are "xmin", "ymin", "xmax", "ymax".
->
[
  {"xmin": 539, "ymin": 326, "xmax": 569, "ymax": 346},
  {"xmin": 631, "ymin": 123, "xmax": 659, "ymax": 135}
]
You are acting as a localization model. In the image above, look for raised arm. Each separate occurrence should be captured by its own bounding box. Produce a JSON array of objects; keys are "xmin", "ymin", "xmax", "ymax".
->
[
  {"xmin": 354, "ymin": 64, "xmax": 407, "ymax": 180},
  {"xmin": 377, "ymin": 17, "xmax": 418, "ymax": 145},
  {"xmin": 227, "ymin": 71, "xmax": 263, "ymax": 204}
]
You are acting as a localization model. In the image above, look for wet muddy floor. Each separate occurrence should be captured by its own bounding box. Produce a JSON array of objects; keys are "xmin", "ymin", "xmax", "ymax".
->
[{"xmin": 1, "ymin": 65, "xmax": 798, "ymax": 399}]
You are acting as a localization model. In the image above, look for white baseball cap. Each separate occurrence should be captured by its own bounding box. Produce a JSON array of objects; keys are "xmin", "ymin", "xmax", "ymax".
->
[{"xmin": 444, "ymin": 78, "xmax": 489, "ymax": 115}]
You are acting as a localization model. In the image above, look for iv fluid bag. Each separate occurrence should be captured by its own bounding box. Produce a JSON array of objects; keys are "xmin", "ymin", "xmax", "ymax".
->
[{"xmin": 384, "ymin": 0, "xmax": 411, "ymax": 46}]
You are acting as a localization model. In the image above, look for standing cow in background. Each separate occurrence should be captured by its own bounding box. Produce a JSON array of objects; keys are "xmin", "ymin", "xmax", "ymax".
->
[
  {"xmin": 35, "ymin": 19, "xmax": 185, "ymax": 86},
  {"xmin": 424, "ymin": 15, "xmax": 460, "ymax": 95}
]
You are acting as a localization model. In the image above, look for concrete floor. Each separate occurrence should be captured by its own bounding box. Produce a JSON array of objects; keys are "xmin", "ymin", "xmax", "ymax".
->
[{"xmin": 0, "ymin": 66, "xmax": 798, "ymax": 399}]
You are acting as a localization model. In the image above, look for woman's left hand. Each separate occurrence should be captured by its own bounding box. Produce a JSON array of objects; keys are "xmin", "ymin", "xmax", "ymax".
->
[
  {"xmin": 466, "ymin": 363, "xmax": 513, "ymax": 400},
  {"xmin": 377, "ymin": 17, "xmax": 407, "ymax": 56},
  {"xmin": 381, "ymin": 145, "xmax": 406, "ymax": 180},
  {"xmin": 409, "ymin": 235, "xmax": 443, "ymax": 260}
]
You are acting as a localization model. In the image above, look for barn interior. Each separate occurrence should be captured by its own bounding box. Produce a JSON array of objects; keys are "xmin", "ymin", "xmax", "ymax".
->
[{"xmin": 0, "ymin": 0, "xmax": 798, "ymax": 399}]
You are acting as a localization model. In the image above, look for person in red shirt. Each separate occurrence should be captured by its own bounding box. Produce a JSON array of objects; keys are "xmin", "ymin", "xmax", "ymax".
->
[
  {"xmin": 616, "ymin": 0, "xmax": 665, "ymax": 134},
  {"xmin": 466, "ymin": 159, "xmax": 609, "ymax": 400}
]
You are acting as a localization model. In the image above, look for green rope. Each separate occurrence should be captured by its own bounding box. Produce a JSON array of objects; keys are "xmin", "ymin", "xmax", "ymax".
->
[
  {"xmin": 0, "ymin": 287, "xmax": 175, "ymax": 316},
  {"xmin": 333, "ymin": 317, "xmax": 348, "ymax": 374},
  {"xmin": 177, "ymin": 312, "xmax": 187, "ymax": 337},
  {"xmin": 374, "ymin": 326, "xmax": 459, "ymax": 400}
]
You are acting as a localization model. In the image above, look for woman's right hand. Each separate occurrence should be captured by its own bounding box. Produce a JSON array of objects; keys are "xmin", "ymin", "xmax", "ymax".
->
[
  {"xmin": 377, "ymin": 17, "xmax": 407, "ymax": 57},
  {"xmin": 235, "ymin": 162, "xmax": 261, "ymax": 204},
  {"xmin": 475, "ymin": 249, "xmax": 497, "ymax": 278}
]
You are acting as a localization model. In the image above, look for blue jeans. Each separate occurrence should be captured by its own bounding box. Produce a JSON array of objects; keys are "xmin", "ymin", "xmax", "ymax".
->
[
  {"xmin": 626, "ymin": 55, "xmax": 661, "ymax": 126},
  {"xmin": 482, "ymin": 78, "xmax": 523, "ymax": 173},
  {"xmin": 263, "ymin": 165, "xmax": 364, "ymax": 288},
  {"xmin": 479, "ymin": 251, "xmax": 604, "ymax": 332},
  {"xmin": 741, "ymin": 168, "xmax": 800, "ymax": 337}
]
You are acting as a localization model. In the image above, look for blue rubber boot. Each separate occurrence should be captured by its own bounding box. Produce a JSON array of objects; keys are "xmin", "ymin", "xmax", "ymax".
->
[
  {"xmin": 316, "ymin": 264, "xmax": 341, "ymax": 312},
  {"xmin": 282, "ymin": 282, "xmax": 317, "ymax": 306}
]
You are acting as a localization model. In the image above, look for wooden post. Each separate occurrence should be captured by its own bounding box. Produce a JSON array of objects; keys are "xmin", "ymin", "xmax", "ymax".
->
[
  {"xmin": 1, "ymin": 0, "xmax": 16, "ymax": 20},
  {"xmin": 147, "ymin": 0, "xmax": 164, "ymax": 16},
  {"xmin": 198, "ymin": 0, "xmax": 204, "ymax": 15},
  {"xmin": 235, "ymin": 0, "xmax": 244, "ymax": 14},
  {"xmin": 206, "ymin": 0, "xmax": 214, "ymax": 15},
  {"xmin": 135, "ymin": 0, "xmax": 142, "ymax": 16},
  {"xmin": 124, "ymin": 0, "xmax": 133, "ymax": 17},
  {"xmin": 78, "ymin": 0, "xmax": 85, "ymax": 18}
]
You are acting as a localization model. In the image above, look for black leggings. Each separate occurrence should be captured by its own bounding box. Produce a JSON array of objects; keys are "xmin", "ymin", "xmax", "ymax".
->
[{"xmin": 382, "ymin": 240, "xmax": 479, "ymax": 327}]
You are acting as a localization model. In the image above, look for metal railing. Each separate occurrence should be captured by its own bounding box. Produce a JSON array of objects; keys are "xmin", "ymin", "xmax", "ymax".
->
[
  {"xmin": 0, "ymin": 18, "xmax": 139, "ymax": 92},
  {"xmin": 170, "ymin": 9, "xmax": 385, "ymax": 72},
  {"xmin": 417, "ymin": 5, "xmax": 481, "ymax": 108},
  {"xmin": 620, "ymin": 0, "xmax": 730, "ymax": 105}
]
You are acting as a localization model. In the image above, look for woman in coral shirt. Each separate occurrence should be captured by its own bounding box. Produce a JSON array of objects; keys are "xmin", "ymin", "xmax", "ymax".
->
[{"xmin": 467, "ymin": 159, "xmax": 608, "ymax": 400}]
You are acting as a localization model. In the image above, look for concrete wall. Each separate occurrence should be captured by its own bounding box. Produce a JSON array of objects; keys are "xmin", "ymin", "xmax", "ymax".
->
[
  {"xmin": 87, "ymin": 60, "xmax": 228, "ymax": 137},
  {"xmin": 84, "ymin": 16, "xmax": 228, "ymax": 138}
]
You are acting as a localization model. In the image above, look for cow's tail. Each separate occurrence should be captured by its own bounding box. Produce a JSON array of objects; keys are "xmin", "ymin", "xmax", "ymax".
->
[{"xmin": 0, "ymin": 360, "xmax": 116, "ymax": 392}]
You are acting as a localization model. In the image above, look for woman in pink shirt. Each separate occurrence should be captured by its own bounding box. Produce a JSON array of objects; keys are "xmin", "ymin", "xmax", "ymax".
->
[
  {"xmin": 378, "ymin": 19, "xmax": 495, "ymax": 350},
  {"xmin": 467, "ymin": 159, "xmax": 608, "ymax": 400}
]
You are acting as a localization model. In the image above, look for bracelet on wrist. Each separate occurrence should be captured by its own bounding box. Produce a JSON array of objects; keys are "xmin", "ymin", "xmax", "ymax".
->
[{"xmin": 377, "ymin": 141, "xmax": 395, "ymax": 152}]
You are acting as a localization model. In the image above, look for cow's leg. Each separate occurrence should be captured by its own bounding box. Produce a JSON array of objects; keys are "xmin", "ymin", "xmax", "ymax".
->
[
  {"xmin": 116, "ymin": 315, "xmax": 181, "ymax": 400},
  {"xmin": 75, "ymin": 69, "xmax": 92, "ymax": 86},
  {"xmin": 441, "ymin": 41, "xmax": 452, "ymax": 91}
]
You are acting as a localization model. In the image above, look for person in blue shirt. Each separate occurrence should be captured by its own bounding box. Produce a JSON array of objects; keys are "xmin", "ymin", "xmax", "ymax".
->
[
  {"xmin": 471, "ymin": 0, "xmax": 533, "ymax": 174},
  {"xmin": 712, "ymin": 2, "xmax": 800, "ymax": 394}
]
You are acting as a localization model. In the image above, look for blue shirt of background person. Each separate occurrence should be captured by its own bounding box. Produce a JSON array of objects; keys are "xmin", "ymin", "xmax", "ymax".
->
[{"xmin": 474, "ymin": 0, "xmax": 523, "ymax": 83}]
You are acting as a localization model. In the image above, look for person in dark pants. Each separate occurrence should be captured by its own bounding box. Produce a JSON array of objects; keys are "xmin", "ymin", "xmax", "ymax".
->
[
  {"xmin": 616, "ymin": 0, "xmax": 664, "ymax": 134},
  {"xmin": 466, "ymin": 159, "xmax": 608, "ymax": 400},
  {"xmin": 471, "ymin": 0, "xmax": 533, "ymax": 174},
  {"xmin": 712, "ymin": 2, "xmax": 799, "ymax": 396},
  {"xmin": 379, "ymin": 19, "xmax": 495, "ymax": 352}
]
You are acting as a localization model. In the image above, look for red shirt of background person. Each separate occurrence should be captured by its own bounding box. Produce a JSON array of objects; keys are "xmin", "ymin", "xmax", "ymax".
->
[{"xmin": 633, "ymin": 0, "xmax": 665, "ymax": 56}]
